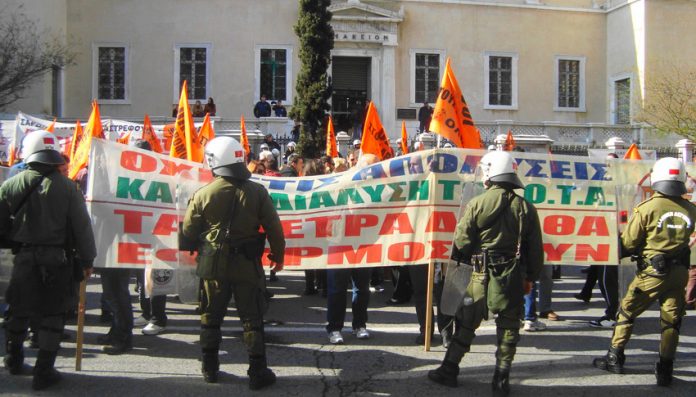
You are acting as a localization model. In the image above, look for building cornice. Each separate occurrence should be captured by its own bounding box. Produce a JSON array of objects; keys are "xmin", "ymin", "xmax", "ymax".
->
[{"xmin": 393, "ymin": 0, "xmax": 607, "ymax": 14}]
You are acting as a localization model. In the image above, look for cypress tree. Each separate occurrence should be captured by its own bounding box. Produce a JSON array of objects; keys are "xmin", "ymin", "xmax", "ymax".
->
[{"xmin": 290, "ymin": 0, "xmax": 334, "ymax": 159}]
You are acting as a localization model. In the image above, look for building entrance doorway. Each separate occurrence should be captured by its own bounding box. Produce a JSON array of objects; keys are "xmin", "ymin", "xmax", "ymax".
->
[{"xmin": 331, "ymin": 56, "xmax": 371, "ymax": 138}]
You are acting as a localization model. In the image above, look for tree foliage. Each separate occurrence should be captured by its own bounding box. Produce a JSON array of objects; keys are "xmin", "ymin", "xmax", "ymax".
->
[
  {"xmin": 0, "ymin": 6, "xmax": 77, "ymax": 110},
  {"xmin": 290, "ymin": 0, "xmax": 334, "ymax": 158},
  {"xmin": 637, "ymin": 65, "xmax": 696, "ymax": 140}
]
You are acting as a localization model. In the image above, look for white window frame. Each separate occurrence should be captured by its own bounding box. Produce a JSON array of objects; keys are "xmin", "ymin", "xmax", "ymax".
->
[
  {"xmin": 484, "ymin": 51, "xmax": 518, "ymax": 110},
  {"xmin": 409, "ymin": 49, "xmax": 446, "ymax": 107},
  {"xmin": 92, "ymin": 42, "xmax": 130, "ymax": 105},
  {"xmin": 173, "ymin": 43, "xmax": 212, "ymax": 104},
  {"xmin": 610, "ymin": 72, "xmax": 633, "ymax": 124},
  {"xmin": 254, "ymin": 45, "xmax": 294, "ymax": 105},
  {"xmin": 554, "ymin": 55, "xmax": 586, "ymax": 112}
]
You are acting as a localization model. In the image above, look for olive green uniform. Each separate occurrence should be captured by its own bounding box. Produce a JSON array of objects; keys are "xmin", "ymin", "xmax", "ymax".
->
[
  {"xmin": 612, "ymin": 193, "xmax": 696, "ymax": 360},
  {"xmin": 182, "ymin": 176, "xmax": 284, "ymax": 368},
  {"xmin": 447, "ymin": 185, "xmax": 543, "ymax": 369},
  {"xmin": 1, "ymin": 166, "xmax": 96, "ymax": 370}
]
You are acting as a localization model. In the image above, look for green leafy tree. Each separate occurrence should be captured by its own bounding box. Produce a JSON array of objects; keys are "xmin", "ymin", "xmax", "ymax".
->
[{"xmin": 289, "ymin": 0, "xmax": 334, "ymax": 158}]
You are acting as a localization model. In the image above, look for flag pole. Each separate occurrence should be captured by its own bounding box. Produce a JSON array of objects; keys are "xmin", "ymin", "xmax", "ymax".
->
[
  {"xmin": 75, "ymin": 279, "xmax": 87, "ymax": 371},
  {"xmin": 424, "ymin": 153, "xmax": 438, "ymax": 351}
]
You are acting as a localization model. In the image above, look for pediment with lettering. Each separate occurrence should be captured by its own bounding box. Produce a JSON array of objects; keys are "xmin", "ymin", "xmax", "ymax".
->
[
  {"xmin": 329, "ymin": 1, "xmax": 403, "ymax": 23},
  {"xmin": 329, "ymin": 1, "xmax": 403, "ymax": 46}
]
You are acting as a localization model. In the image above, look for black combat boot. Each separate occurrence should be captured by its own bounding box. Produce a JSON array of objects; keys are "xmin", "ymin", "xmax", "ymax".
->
[
  {"xmin": 32, "ymin": 350, "xmax": 61, "ymax": 391},
  {"xmin": 248, "ymin": 355, "xmax": 276, "ymax": 390},
  {"xmin": 4, "ymin": 338, "xmax": 25, "ymax": 375},
  {"xmin": 492, "ymin": 367, "xmax": 511, "ymax": 397},
  {"xmin": 427, "ymin": 360, "xmax": 459, "ymax": 388},
  {"xmin": 593, "ymin": 346, "xmax": 625, "ymax": 374},
  {"xmin": 655, "ymin": 358, "xmax": 673, "ymax": 387},
  {"xmin": 201, "ymin": 350, "xmax": 219, "ymax": 383}
]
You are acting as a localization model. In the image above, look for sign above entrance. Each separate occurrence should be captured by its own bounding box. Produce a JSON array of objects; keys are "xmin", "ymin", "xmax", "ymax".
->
[{"xmin": 334, "ymin": 31, "xmax": 397, "ymax": 45}]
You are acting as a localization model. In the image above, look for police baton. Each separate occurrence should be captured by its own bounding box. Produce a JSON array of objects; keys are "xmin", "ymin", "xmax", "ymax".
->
[{"xmin": 75, "ymin": 279, "xmax": 87, "ymax": 371}]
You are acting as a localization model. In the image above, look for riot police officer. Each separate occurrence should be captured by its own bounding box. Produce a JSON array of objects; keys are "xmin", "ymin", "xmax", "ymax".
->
[
  {"xmin": 593, "ymin": 157, "xmax": 696, "ymax": 386},
  {"xmin": 181, "ymin": 136, "xmax": 285, "ymax": 389},
  {"xmin": 428, "ymin": 151, "xmax": 543, "ymax": 396},
  {"xmin": 1, "ymin": 130, "xmax": 96, "ymax": 390}
]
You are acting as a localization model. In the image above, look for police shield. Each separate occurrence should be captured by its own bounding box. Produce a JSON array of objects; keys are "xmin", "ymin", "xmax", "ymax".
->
[{"xmin": 441, "ymin": 181, "xmax": 484, "ymax": 316}]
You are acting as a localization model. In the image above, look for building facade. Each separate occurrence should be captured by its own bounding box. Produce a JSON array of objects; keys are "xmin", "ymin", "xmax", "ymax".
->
[{"xmin": 5, "ymin": 0, "xmax": 696, "ymax": 145}]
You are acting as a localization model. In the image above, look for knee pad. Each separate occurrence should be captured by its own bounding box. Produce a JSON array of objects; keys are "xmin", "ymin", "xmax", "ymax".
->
[{"xmin": 660, "ymin": 316, "xmax": 682, "ymax": 334}]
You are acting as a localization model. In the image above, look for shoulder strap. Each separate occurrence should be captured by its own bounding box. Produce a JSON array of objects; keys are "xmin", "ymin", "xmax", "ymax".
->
[{"xmin": 9, "ymin": 173, "xmax": 47, "ymax": 217}]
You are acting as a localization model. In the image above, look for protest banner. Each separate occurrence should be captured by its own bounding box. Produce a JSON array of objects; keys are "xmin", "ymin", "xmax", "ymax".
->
[{"xmin": 88, "ymin": 139, "xmax": 627, "ymax": 271}]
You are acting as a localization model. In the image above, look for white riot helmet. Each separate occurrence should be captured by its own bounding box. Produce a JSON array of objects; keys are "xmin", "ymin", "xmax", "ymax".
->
[
  {"xmin": 260, "ymin": 143, "xmax": 270, "ymax": 151},
  {"xmin": 204, "ymin": 136, "xmax": 250, "ymax": 179},
  {"xmin": 287, "ymin": 141, "xmax": 296, "ymax": 149},
  {"xmin": 21, "ymin": 130, "xmax": 65, "ymax": 165},
  {"xmin": 651, "ymin": 157, "xmax": 686, "ymax": 196},
  {"xmin": 479, "ymin": 151, "xmax": 523, "ymax": 189},
  {"xmin": 271, "ymin": 148, "xmax": 280, "ymax": 158}
]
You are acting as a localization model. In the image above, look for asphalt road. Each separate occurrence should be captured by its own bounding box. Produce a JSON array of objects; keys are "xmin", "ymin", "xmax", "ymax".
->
[{"xmin": 1, "ymin": 266, "xmax": 695, "ymax": 396}]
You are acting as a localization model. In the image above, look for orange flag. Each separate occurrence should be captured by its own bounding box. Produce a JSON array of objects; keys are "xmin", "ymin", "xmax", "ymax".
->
[
  {"xmin": 400, "ymin": 121, "xmax": 409, "ymax": 155},
  {"xmin": 623, "ymin": 143, "xmax": 642, "ymax": 160},
  {"xmin": 504, "ymin": 130, "xmax": 515, "ymax": 151},
  {"xmin": 360, "ymin": 102, "xmax": 394, "ymax": 160},
  {"xmin": 69, "ymin": 101, "xmax": 104, "ymax": 179},
  {"xmin": 143, "ymin": 114, "xmax": 163, "ymax": 153},
  {"xmin": 429, "ymin": 58, "xmax": 481, "ymax": 149},
  {"xmin": 46, "ymin": 118, "xmax": 56, "ymax": 133},
  {"xmin": 65, "ymin": 120, "xmax": 82, "ymax": 158},
  {"xmin": 198, "ymin": 113, "xmax": 215, "ymax": 148},
  {"xmin": 239, "ymin": 115, "xmax": 250, "ymax": 157},
  {"xmin": 117, "ymin": 131, "xmax": 131, "ymax": 145},
  {"xmin": 326, "ymin": 116, "xmax": 338, "ymax": 157},
  {"xmin": 162, "ymin": 123, "xmax": 175, "ymax": 153},
  {"xmin": 170, "ymin": 81, "xmax": 204, "ymax": 162}
]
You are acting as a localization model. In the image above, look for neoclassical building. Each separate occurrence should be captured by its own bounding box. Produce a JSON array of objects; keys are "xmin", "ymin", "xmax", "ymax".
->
[{"xmin": 5, "ymin": 0, "xmax": 696, "ymax": 146}]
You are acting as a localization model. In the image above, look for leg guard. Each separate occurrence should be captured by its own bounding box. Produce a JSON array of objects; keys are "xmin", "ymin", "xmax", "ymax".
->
[
  {"xmin": 32, "ymin": 349, "xmax": 61, "ymax": 391},
  {"xmin": 655, "ymin": 358, "xmax": 673, "ymax": 387},
  {"xmin": 38, "ymin": 314, "xmax": 65, "ymax": 352},
  {"xmin": 659, "ymin": 314, "xmax": 682, "ymax": 360},
  {"xmin": 201, "ymin": 348, "xmax": 219, "ymax": 383},
  {"xmin": 248, "ymin": 355, "xmax": 276, "ymax": 390},
  {"xmin": 593, "ymin": 346, "xmax": 625, "ymax": 374},
  {"xmin": 200, "ymin": 324, "xmax": 222, "ymax": 352},
  {"xmin": 492, "ymin": 366, "xmax": 511, "ymax": 397},
  {"xmin": 3, "ymin": 315, "xmax": 28, "ymax": 375},
  {"xmin": 242, "ymin": 319, "xmax": 265, "ymax": 357},
  {"xmin": 495, "ymin": 328, "xmax": 520, "ymax": 369}
]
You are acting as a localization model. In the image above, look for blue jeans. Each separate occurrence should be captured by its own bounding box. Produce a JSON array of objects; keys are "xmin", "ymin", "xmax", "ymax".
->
[
  {"xmin": 101, "ymin": 268, "xmax": 133, "ymax": 344},
  {"xmin": 524, "ymin": 282, "xmax": 538, "ymax": 321},
  {"xmin": 326, "ymin": 268, "xmax": 370, "ymax": 332}
]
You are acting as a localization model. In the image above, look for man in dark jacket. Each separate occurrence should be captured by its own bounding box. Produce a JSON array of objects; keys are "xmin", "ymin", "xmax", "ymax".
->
[
  {"xmin": 428, "ymin": 151, "xmax": 543, "ymax": 397},
  {"xmin": 182, "ymin": 136, "xmax": 285, "ymax": 390},
  {"xmin": 1, "ymin": 130, "xmax": 96, "ymax": 391},
  {"xmin": 253, "ymin": 95, "xmax": 272, "ymax": 118},
  {"xmin": 280, "ymin": 153, "xmax": 304, "ymax": 177}
]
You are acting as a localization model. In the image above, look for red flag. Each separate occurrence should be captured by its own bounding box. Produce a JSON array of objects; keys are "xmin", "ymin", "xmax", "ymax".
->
[
  {"xmin": 240, "ymin": 115, "xmax": 250, "ymax": 157},
  {"xmin": 143, "ymin": 114, "xmax": 163, "ymax": 153},
  {"xmin": 170, "ymin": 81, "xmax": 204, "ymax": 162},
  {"xmin": 623, "ymin": 143, "xmax": 642, "ymax": 160},
  {"xmin": 69, "ymin": 101, "xmax": 103, "ymax": 179},
  {"xmin": 198, "ymin": 113, "xmax": 215, "ymax": 148},
  {"xmin": 504, "ymin": 130, "xmax": 515, "ymax": 151},
  {"xmin": 429, "ymin": 58, "xmax": 481, "ymax": 148},
  {"xmin": 360, "ymin": 102, "xmax": 394, "ymax": 160},
  {"xmin": 326, "ymin": 116, "xmax": 338, "ymax": 157},
  {"xmin": 400, "ymin": 121, "xmax": 409, "ymax": 155}
]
